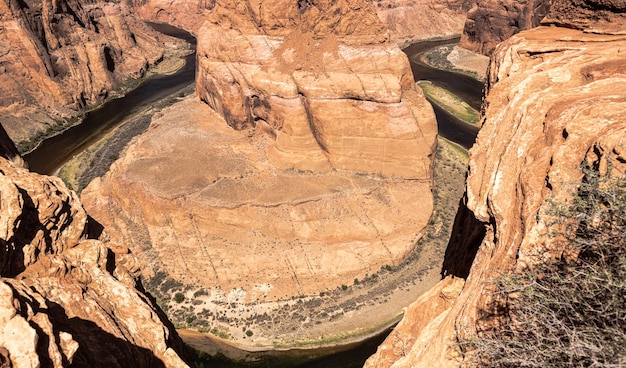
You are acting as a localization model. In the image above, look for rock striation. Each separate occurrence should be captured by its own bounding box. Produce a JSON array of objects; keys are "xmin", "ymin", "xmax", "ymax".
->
[
  {"xmin": 366, "ymin": 3, "xmax": 626, "ymax": 366},
  {"xmin": 459, "ymin": 0, "xmax": 552, "ymax": 55},
  {"xmin": 0, "ymin": 0, "xmax": 168, "ymax": 148},
  {"xmin": 128, "ymin": 0, "xmax": 215, "ymax": 34},
  {"xmin": 369, "ymin": 0, "xmax": 474, "ymax": 45},
  {"xmin": 197, "ymin": 0, "xmax": 436, "ymax": 178},
  {"xmin": 0, "ymin": 124, "xmax": 190, "ymax": 367}
]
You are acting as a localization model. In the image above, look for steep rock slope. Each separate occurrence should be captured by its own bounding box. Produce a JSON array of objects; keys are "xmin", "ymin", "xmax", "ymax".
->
[
  {"xmin": 197, "ymin": 0, "xmax": 436, "ymax": 178},
  {"xmin": 366, "ymin": 5, "xmax": 626, "ymax": 367},
  {"xmin": 370, "ymin": 0, "xmax": 474, "ymax": 45},
  {"xmin": 0, "ymin": 125, "xmax": 190, "ymax": 367},
  {"xmin": 459, "ymin": 0, "xmax": 552, "ymax": 55},
  {"xmin": 81, "ymin": 0, "xmax": 438, "ymax": 342},
  {"xmin": 128, "ymin": 0, "xmax": 214, "ymax": 33},
  {"xmin": 0, "ymin": 0, "xmax": 168, "ymax": 148}
]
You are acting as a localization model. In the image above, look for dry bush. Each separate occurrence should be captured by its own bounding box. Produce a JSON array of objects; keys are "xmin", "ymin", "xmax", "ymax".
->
[{"xmin": 464, "ymin": 162, "xmax": 626, "ymax": 367}]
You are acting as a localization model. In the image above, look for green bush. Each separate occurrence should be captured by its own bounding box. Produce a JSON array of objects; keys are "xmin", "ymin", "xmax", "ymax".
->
[
  {"xmin": 465, "ymin": 162, "xmax": 625, "ymax": 367},
  {"xmin": 174, "ymin": 292, "xmax": 185, "ymax": 304}
]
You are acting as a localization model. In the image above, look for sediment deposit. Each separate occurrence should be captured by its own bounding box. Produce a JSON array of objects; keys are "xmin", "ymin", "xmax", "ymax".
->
[{"xmin": 366, "ymin": 2, "xmax": 626, "ymax": 366}]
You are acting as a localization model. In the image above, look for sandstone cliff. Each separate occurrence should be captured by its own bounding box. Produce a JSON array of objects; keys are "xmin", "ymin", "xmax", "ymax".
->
[
  {"xmin": 366, "ymin": 4, "xmax": 626, "ymax": 367},
  {"xmin": 0, "ymin": 0, "xmax": 168, "ymax": 149},
  {"xmin": 0, "ymin": 124, "xmax": 190, "ymax": 366},
  {"xmin": 459, "ymin": 0, "xmax": 551, "ymax": 55},
  {"xmin": 370, "ymin": 0, "xmax": 473, "ymax": 45},
  {"xmin": 128, "ymin": 0, "xmax": 214, "ymax": 33},
  {"xmin": 81, "ymin": 0, "xmax": 439, "ymax": 346}
]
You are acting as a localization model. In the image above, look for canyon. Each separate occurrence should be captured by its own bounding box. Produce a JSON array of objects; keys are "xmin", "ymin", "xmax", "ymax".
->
[
  {"xmin": 0, "ymin": 0, "xmax": 180, "ymax": 151},
  {"xmin": 365, "ymin": 0, "xmax": 626, "ymax": 366},
  {"xmin": 0, "ymin": 0, "xmax": 623, "ymax": 366}
]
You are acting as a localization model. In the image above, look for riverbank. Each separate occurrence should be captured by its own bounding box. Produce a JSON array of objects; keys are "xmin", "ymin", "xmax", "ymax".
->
[
  {"xmin": 18, "ymin": 27, "xmax": 192, "ymax": 155},
  {"xmin": 174, "ymin": 137, "xmax": 468, "ymax": 363},
  {"xmin": 421, "ymin": 42, "xmax": 489, "ymax": 82}
]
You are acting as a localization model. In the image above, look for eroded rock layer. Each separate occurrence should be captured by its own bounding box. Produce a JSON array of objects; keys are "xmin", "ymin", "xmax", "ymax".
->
[
  {"xmin": 197, "ymin": 0, "xmax": 437, "ymax": 179},
  {"xmin": 459, "ymin": 0, "xmax": 552, "ymax": 55},
  {"xmin": 367, "ymin": 20, "xmax": 626, "ymax": 368},
  {"xmin": 0, "ymin": 127, "xmax": 189, "ymax": 367},
  {"xmin": 369, "ymin": 0, "xmax": 473, "ymax": 45},
  {"xmin": 0, "ymin": 0, "xmax": 168, "ymax": 147},
  {"xmin": 82, "ymin": 96, "xmax": 434, "ymax": 303}
]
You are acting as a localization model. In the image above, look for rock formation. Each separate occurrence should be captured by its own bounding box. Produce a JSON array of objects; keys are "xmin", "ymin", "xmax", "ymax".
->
[
  {"xmin": 0, "ymin": 124, "xmax": 190, "ymax": 367},
  {"xmin": 459, "ymin": 0, "xmax": 552, "ymax": 55},
  {"xmin": 81, "ymin": 0, "xmax": 438, "ymax": 343},
  {"xmin": 0, "ymin": 0, "xmax": 169, "ymax": 149},
  {"xmin": 197, "ymin": 0, "xmax": 436, "ymax": 178},
  {"xmin": 366, "ymin": 2, "xmax": 626, "ymax": 366},
  {"xmin": 370, "ymin": 0, "xmax": 474, "ymax": 45},
  {"xmin": 128, "ymin": 0, "xmax": 215, "ymax": 34}
]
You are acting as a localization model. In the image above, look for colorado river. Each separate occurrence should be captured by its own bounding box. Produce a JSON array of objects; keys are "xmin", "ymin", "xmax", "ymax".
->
[{"xmin": 24, "ymin": 23, "xmax": 196, "ymax": 175}]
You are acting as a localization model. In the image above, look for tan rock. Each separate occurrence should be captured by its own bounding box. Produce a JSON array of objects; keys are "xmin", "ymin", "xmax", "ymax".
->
[
  {"xmin": 0, "ymin": 155, "xmax": 191, "ymax": 367},
  {"xmin": 196, "ymin": 0, "xmax": 437, "ymax": 179},
  {"xmin": 366, "ymin": 22, "xmax": 626, "ymax": 368},
  {"xmin": 0, "ymin": 0, "xmax": 168, "ymax": 146},
  {"xmin": 82, "ymin": 97, "xmax": 434, "ymax": 304},
  {"xmin": 371, "ymin": 0, "xmax": 473, "ymax": 45}
]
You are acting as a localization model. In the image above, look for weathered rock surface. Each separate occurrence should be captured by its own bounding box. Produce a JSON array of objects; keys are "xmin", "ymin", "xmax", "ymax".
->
[
  {"xmin": 82, "ymin": 96, "xmax": 434, "ymax": 304},
  {"xmin": 459, "ymin": 0, "xmax": 552, "ymax": 55},
  {"xmin": 0, "ymin": 0, "xmax": 168, "ymax": 148},
  {"xmin": 369, "ymin": 0, "xmax": 473, "ymax": 45},
  {"xmin": 197, "ymin": 0, "xmax": 437, "ymax": 179},
  {"xmin": 0, "ymin": 126, "xmax": 190, "ymax": 367},
  {"xmin": 128, "ymin": 0, "xmax": 214, "ymax": 33},
  {"xmin": 367, "ymin": 17, "xmax": 626, "ymax": 368}
]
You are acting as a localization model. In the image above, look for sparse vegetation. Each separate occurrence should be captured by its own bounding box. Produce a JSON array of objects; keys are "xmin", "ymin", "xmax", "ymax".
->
[
  {"xmin": 463, "ymin": 161, "xmax": 626, "ymax": 367},
  {"xmin": 174, "ymin": 292, "xmax": 185, "ymax": 304},
  {"xmin": 417, "ymin": 81, "xmax": 480, "ymax": 124}
]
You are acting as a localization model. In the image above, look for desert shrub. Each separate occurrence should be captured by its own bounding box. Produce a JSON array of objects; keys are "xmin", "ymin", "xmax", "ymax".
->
[
  {"xmin": 465, "ymin": 162, "xmax": 626, "ymax": 367},
  {"xmin": 174, "ymin": 292, "xmax": 185, "ymax": 304}
]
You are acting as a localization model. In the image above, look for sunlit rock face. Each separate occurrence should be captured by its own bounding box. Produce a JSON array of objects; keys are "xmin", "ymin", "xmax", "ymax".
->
[
  {"xmin": 81, "ymin": 0, "xmax": 438, "ymax": 331},
  {"xmin": 366, "ymin": 3, "xmax": 626, "ymax": 366},
  {"xmin": 0, "ymin": 0, "xmax": 167, "ymax": 146},
  {"xmin": 128, "ymin": 0, "xmax": 215, "ymax": 33},
  {"xmin": 0, "ymin": 123, "xmax": 190, "ymax": 367},
  {"xmin": 196, "ymin": 0, "xmax": 436, "ymax": 179},
  {"xmin": 459, "ymin": 0, "xmax": 552, "ymax": 55},
  {"xmin": 371, "ymin": 0, "xmax": 474, "ymax": 45}
]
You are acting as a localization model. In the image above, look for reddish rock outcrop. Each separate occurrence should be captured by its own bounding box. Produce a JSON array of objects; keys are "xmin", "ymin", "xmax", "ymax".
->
[
  {"xmin": 370, "ymin": 0, "xmax": 474, "ymax": 45},
  {"xmin": 0, "ymin": 0, "xmax": 168, "ymax": 147},
  {"xmin": 128, "ymin": 0, "xmax": 214, "ymax": 33},
  {"xmin": 366, "ymin": 11, "xmax": 626, "ymax": 368},
  {"xmin": 459, "ymin": 0, "xmax": 551, "ymax": 55},
  {"xmin": 0, "ymin": 125, "xmax": 190, "ymax": 367}
]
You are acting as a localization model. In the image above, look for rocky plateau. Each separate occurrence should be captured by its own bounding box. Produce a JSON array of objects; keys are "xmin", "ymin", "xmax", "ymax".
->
[{"xmin": 366, "ymin": 0, "xmax": 626, "ymax": 366}]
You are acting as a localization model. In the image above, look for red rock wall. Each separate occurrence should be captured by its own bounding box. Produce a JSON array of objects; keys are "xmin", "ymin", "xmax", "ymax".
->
[
  {"xmin": 459, "ymin": 0, "xmax": 551, "ymax": 55},
  {"xmin": 0, "ymin": 157, "xmax": 191, "ymax": 367},
  {"xmin": 0, "ymin": 0, "xmax": 167, "ymax": 145}
]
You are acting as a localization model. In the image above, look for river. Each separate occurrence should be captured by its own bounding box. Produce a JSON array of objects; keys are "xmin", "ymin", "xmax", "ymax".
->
[
  {"xmin": 22, "ymin": 24, "xmax": 483, "ymax": 367},
  {"xmin": 24, "ymin": 23, "xmax": 197, "ymax": 175}
]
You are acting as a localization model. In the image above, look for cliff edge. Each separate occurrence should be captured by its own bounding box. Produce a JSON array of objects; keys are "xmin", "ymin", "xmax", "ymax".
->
[{"xmin": 366, "ymin": 1, "xmax": 626, "ymax": 366}]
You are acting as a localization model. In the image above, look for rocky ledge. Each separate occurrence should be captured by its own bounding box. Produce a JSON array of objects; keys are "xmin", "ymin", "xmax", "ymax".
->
[
  {"xmin": 0, "ymin": 127, "xmax": 190, "ymax": 367},
  {"xmin": 366, "ymin": 1, "xmax": 626, "ymax": 366}
]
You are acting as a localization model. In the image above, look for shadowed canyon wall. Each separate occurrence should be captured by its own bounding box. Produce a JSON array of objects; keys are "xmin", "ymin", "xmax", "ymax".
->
[
  {"xmin": 0, "ymin": 126, "xmax": 190, "ymax": 367},
  {"xmin": 0, "ymin": 0, "xmax": 168, "ymax": 148},
  {"xmin": 366, "ymin": 1, "xmax": 626, "ymax": 366},
  {"xmin": 459, "ymin": 0, "xmax": 552, "ymax": 55}
]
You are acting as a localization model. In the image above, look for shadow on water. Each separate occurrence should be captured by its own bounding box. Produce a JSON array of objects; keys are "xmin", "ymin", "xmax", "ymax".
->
[{"xmin": 24, "ymin": 22, "xmax": 197, "ymax": 175}]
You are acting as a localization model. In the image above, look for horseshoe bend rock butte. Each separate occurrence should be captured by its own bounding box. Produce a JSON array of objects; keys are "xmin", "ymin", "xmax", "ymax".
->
[
  {"xmin": 0, "ymin": 0, "xmax": 169, "ymax": 148},
  {"xmin": 0, "ymin": 134, "xmax": 190, "ymax": 367},
  {"xmin": 366, "ymin": 10, "xmax": 626, "ymax": 368},
  {"xmin": 81, "ymin": 0, "xmax": 437, "ymax": 336}
]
